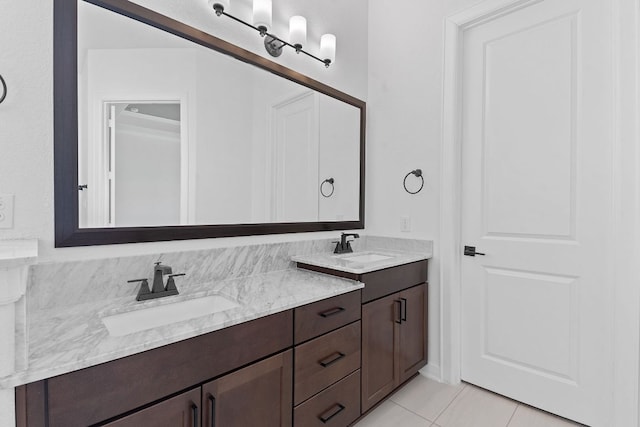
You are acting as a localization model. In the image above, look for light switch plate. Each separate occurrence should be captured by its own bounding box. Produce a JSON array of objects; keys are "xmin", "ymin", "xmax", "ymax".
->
[
  {"xmin": 400, "ymin": 215, "xmax": 411, "ymax": 232},
  {"xmin": 0, "ymin": 194, "xmax": 15, "ymax": 229}
]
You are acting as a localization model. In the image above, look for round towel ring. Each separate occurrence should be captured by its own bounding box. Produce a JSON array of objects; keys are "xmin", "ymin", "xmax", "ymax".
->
[
  {"xmin": 320, "ymin": 178, "xmax": 335, "ymax": 198},
  {"xmin": 0, "ymin": 75, "xmax": 7, "ymax": 104},
  {"xmin": 403, "ymin": 169, "xmax": 424, "ymax": 195}
]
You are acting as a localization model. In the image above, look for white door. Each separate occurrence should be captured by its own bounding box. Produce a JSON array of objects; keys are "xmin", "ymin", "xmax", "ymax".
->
[
  {"xmin": 460, "ymin": 0, "xmax": 612, "ymax": 425},
  {"xmin": 272, "ymin": 92, "xmax": 319, "ymax": 222}
]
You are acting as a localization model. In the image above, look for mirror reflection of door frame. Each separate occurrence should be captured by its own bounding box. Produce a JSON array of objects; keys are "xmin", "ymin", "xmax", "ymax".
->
[
  {"xmin": 269, "ymin": 91, "xmax": 320, "ymax": 222},
  {"xmin": 86, "ymin": 95, "xmax": 192, "ymax": 227}
]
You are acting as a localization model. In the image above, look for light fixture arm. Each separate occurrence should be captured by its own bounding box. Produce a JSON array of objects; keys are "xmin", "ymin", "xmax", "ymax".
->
[{"xmin": 211, "ymin": 6, "xmax": 332, "ymax": 67}]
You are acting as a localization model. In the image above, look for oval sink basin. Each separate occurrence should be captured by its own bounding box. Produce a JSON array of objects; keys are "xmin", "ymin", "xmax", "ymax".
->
[
  {"xmin": 102, "ymin": 295, "xmax": 239, "ymax": 337},
  {"xmin": 337, "ymin": 252, "xmax": 394, "ymax": 264}
]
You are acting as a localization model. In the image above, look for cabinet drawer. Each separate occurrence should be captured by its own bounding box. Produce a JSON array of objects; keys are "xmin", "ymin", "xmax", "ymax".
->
[
  {"xmin": 295, "ymin": 290, "xmax": 361, "ymax": 344},
  {"xmin": 361, "ymin": 260, "xmax": 427, "ymax": 303},
  {"xmin": 294, "ymin": 370, "xmax": 360, "ymax": 427},
  {"xmin": 294, "ymin": 321, "xmax": 361, "ymax": 405}
]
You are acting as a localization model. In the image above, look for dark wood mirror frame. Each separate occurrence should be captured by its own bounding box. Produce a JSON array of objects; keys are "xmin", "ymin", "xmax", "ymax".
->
[{"xmin": 54, "ymin": 0, "xmax": 365, "ymax": 247}]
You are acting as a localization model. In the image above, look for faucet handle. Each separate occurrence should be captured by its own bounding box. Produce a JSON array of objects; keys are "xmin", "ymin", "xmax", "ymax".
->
[
  {"xmin": 128, "ymin": 279, "xmax": 151, "ymax": 300},
  {"xmin": 165, "ymin": 273, "xmax": 185, "ymax": 293}
]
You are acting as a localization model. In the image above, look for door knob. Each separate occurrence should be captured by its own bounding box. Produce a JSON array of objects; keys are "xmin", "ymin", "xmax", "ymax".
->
[{"xmin": 464, "ymin": 245, "xmax": 485, "ymax": 256}]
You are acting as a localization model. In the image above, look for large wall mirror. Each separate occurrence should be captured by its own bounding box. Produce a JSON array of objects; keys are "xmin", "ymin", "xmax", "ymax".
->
[{"xmin": 54, "ymin": 0, "xmax": 365, "ymax": 246}]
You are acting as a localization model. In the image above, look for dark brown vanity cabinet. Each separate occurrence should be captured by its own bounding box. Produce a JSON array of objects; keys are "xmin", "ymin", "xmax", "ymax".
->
[
  {"xmin": 16, "ymin": 311, "xmax": 293, "ymax": 427},
  {"xmin": 203, "ymin": 350, "xmax": 293, "ymax": 427},
  {"xmin": 297, "ymin": 260, "xmax": 429, "ymax": 416},
  {"xmin": 102, "ymin": 388, "xmax": 201, "ymax": 427},
  {"xmin": 359, "ymin": 260, "xmax": 428, "ymax": 415},
  {"xmin": 361, "ymin": 283, "xmax": 428, "ymax": 412}
]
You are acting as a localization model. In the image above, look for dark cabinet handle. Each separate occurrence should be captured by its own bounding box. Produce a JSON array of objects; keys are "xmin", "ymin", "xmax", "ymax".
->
[
  {"xmin": 191, "ymin": 403, "xmax": 199, "ymax": 427},
  {"xmin": 319, "ymin": 403, "xmax": 345, "ymax": 423},
  {"xmin": 208, "ymin": 395, "xmax": 216, "ymax": 427},
  {"xmin": 319, "ymin": 352, "xmax": 346, "ymax": 367},
  {"xmin": 395, "ymin": 300, "xmax": 402, "ymax": 324},
  {"xmin": 400, "ymin": 298, "xmax": 407, "ymax": 322},
  {"xmin": 319, "ymin": 307, "xmax": 345, "ymax": 318}
]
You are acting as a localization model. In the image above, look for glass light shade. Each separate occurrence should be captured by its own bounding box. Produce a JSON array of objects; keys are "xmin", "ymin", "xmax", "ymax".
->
[
  {"xmin": 320, "ymin": 34, "xmax": 336, "ymax": 63},
  {"xmin": 209, "ymin": 0, "xmax": 230, "ymax": 12},
  {"xmin": 253, "ymin": 0, "xmax": 272, "ymax": 32},
  {"xmin": 289, "ymin": 16, "xmax": 307, "ymax": 48}
]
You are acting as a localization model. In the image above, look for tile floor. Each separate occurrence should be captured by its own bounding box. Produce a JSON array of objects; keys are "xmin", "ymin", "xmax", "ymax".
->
[{"xmin": 354, "ymin": 376, "xmax": 585, "ymax": 427}]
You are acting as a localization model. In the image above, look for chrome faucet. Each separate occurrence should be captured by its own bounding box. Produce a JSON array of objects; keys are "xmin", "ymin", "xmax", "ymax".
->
[
  {"xmin": 128, "ymin": 262, "xmax": 185, "ymax": 301},
  {"xmin": 333, "ymin": 233, "xmax": 360, "ymax": 254}
]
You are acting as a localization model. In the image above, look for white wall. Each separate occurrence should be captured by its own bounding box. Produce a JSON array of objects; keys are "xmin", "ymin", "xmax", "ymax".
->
[
  {"xmin": 0, "ymin": 0, "xmax": 367, "ymax": 262},
  {"xmin": 367, "ymin": 0, "xmax": 482, "ymax": 378}
]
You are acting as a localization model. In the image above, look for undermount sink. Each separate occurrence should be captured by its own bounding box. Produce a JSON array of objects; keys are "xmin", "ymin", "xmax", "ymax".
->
[
  {"xmin": 102, "ymin": 295, "xmax": 240, "ymax": 337},
  {"xmin": 336, "ymin": 252, "xmax": 394, "ymax": 264}
]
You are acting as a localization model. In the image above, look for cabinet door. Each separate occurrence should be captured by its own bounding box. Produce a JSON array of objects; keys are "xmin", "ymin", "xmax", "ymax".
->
[
  {"xmin": 102, "ymin": 388, "xmax": 200, "ymax": 427},
  {"xmin": 399, "ymin": 283, "xmax": 428, "ymax": 383},
  {"xmin": 361, "ymin": 293, "xmax": 400, "ymax": 413},
  {"xmin": 203, "ymin": 350, "xmax": 293, "ymax": 427}
]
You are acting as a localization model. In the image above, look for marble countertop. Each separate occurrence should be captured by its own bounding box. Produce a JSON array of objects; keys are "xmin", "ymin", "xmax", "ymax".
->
[
  {"xmin": 1, "ymin": 268, "xmax": 362, "ymax": 388},
  {"xmin": 291, "ymin": 248, "xmax": 432, "ymax": 274},
  {"xmin": 0, "ymin": 239, "xmax": 38, "ymax": 270}
]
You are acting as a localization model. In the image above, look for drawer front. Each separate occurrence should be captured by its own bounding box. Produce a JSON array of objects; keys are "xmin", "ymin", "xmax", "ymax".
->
[
  {"xmin": 361, "ymin": 260, "xmax": 428, "ymax": 303},
  {"xmin": 294, "ymin": 370, "xmax": 360, "ymax": 427},
  {"xmin": 295, "ymin": 290, "xmax": 361, "ymax": 344},
  {"xmin": 294, "ymin": 321, "xmax": 361, "ymax": 405}
]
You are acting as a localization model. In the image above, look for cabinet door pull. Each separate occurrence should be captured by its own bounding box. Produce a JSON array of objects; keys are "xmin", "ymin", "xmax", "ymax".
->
[
  {"xmin": 319, "ymin": 351, "xmax": 346, "ymax": 367},
  {"xmin": 319, "ymin": 307, "xmax": 345, "ymax": 318},
  {"xmin": 191, "ymin": 403, "xmax": 199, "ymax": 427},
  {"xmin": 318, "ymin": 403, "xmax": 345, "ymax": 423},
  {"xmin": 208, "ymin": 395, "xmax": 216, "ymax": 427},
  {"xmin": 400, "ymin": 298, "xmax": 407, "ymax": 322},
  {"xmin": 395, "ymin": 299, "xmax": 402, "ymax": 324}
]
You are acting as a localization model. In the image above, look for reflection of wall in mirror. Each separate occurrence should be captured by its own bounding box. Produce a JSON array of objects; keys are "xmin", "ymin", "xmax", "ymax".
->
[{"xmin": 318, "ymin": 96, "xmax": 361, "ymax": 222}]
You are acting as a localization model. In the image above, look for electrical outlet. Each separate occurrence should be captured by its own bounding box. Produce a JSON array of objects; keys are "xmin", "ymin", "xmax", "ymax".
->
[
  {"xmin": 400, "ymin": 215, "xmax": 411, "ymax": 232},
  {"xmin": 0, "ymin": 194, "xmax": 15, "ymax": 229}
]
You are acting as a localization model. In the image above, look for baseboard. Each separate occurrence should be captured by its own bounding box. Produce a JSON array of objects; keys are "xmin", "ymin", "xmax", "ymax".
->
[{"xmin": 419, "ymin": 363, "xmax": 442, "ymax": 382}]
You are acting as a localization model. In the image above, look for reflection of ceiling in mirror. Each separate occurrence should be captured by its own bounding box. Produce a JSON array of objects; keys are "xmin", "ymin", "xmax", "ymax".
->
[{"xmin": 124, "ymin": 103, "xmax": 180, "ymax": 121}]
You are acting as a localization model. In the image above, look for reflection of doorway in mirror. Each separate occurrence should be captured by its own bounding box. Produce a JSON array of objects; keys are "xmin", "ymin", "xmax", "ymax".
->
[
  {"xmin": 86, "ymin": 101, "xmax": 188, "ymax": 227},
  {"xmin": 270, "ymin": 91, "xmax": 320, "ymax": 222}
]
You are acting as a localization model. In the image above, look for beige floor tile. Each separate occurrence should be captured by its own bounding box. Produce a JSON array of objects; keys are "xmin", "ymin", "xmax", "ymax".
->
[
  {"xmin": 434, "ymin": 385, "xmax": 517, "ymax": 427},
  {"xmin": 507, "ymin": 405, "xmax": 585, "ymax": 427},
  {"xmin": 390, "ymin": 375, "xmax": 466, "ymax": 422},
  {"xmin": 354, "ymin": 400, "xmax": 431, "ymax": 427}
]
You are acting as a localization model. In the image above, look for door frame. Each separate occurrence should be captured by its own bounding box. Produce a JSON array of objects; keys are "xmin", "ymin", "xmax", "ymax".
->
[{"xmin": 439, "ymin": 0, "xmax": 639, "ymax": 425}]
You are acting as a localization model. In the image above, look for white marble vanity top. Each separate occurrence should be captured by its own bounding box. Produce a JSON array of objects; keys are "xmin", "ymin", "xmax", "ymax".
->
[
  {"xmin": 0, "ymin": 268, "xmax": 362, "ymax": 388},
  {"xmin": 291, "ymin": 248, "xmax": 432, "ymax": 274},
  {"xmin": 0, "ymin": 239, "xmax": 38, "ymax": 269}
]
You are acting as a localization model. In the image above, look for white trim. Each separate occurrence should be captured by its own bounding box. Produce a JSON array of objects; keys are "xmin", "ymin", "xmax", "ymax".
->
[
  {"xmin": 611, "ymin": 0, "xmax": 640, "ymax": 425},
  {"xmin": 420, "ymin": 363, "xmax": 443, "ymax": 382},
  {"xmin": 440, "ymin": 0, "xmax": 640, "ymax": 424}
]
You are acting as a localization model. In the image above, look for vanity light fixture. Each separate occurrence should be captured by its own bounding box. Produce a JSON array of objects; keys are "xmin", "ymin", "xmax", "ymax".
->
[{"xmin": 207, "ymin": 0, "xmax": 336, "ymax": 67}]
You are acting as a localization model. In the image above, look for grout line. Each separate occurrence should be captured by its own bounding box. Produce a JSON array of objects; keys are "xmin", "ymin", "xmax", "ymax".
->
[
  {"xmin": 505, "ymin": 403, "xmax": 519, "ymax": 427},
  {"xmin": 434, "ymin": 382, "xmax": 467, "ymax": 423},
  {"xmin": 391, "ymin": 400, "xmax": 437, "ymax": 423},
  {"xmin": 432, "ymin": 383, "xmax": 469, "ymax": 424}
]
